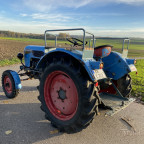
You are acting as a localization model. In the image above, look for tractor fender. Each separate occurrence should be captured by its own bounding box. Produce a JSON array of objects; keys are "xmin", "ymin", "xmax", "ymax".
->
[
  {"xmin": 36, "ymin": 48, "xmax": 101, "ymax": 82},
  {"xmin": 9, "ymin": 70, "xmax": 22, "ymax": 90},
  {"xmin": 102, "ymin": 51, "xmax": 131, "ymax": 80}
]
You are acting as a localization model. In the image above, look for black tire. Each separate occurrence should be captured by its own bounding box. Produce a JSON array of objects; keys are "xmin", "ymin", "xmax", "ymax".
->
[
  {"xmin": 38, "ymin": 58, "xmax": 99, "ymax": 133},
  {"xmin": 2, "ymin": 70, "xmax": 19, "ymax": 98},
  {"xmin": 116, "ymin": 74, "xmax": 132, "ymax": 98}
]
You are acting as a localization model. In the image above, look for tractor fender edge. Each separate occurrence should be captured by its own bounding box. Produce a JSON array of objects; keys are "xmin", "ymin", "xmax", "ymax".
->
[
  {"xmin": 36, "ymin": 49, "xmax": 97, "ymax": 82},
  {"xmin": 10, "ymin": 71, "xmax": 22, "ymax": 90},
  {"xmin": 102, "ymin": 51, "xmax": 131, "ymax": 80}
]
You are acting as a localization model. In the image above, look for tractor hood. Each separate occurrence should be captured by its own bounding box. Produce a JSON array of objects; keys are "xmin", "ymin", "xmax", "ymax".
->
[
  {"xmin": 24, "ymin": 45, "xmax": 45, "ymax": 54},
  {"xmin": 24, "ymin": 45, "xmax": 45, "ymax": 67}
]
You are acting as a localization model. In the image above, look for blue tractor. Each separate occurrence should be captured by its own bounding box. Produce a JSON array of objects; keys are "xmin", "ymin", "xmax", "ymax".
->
[{"xmin": 2, "ymin": 28, "xmax": 137, "ymax": 133}]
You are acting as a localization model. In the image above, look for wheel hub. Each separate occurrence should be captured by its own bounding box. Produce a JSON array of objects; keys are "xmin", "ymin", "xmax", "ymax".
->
[
  {"xmin": 44, "ymin": 71, "xmax": 78, "ymax": 120},
  {"xmin": 5, "ymin": 82, "xmax": 10, "ymax": 87},
  {"xmin": 4, "ymin": 76, "xmax": 12, "ymax": 94},
  {"xmin": 58, "ymin": 88, "xmax": 67, "ymax": 100}
]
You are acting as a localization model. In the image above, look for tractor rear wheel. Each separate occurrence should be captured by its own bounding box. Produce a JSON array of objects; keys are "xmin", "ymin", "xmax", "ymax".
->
[
  {"xmin": 116, "ymin": 74, "xmax": 132, "ymax": 98},
  {"xmin": 99, "ymin": 74, "xmax": 132, "ymax": 98},
  {"xmin": 38, "ymin": 58, "xmax": 99, "ymax": 133},
  {"xmin": 2, "ymin": 70, "xmax": 19, "ymax": 98}
]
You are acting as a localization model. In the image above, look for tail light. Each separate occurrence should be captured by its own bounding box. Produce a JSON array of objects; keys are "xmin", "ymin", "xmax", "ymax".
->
[
  {"xmin": 95, "ymin": 82, "xmax": 99, "ymax": 87},
  {"xmin": 100, "ymin": 63, "xmax": 104, "ymax": 69},
  {"xmin": 134, "ymin": 59, "xmax": 136, "ymax": 64}
]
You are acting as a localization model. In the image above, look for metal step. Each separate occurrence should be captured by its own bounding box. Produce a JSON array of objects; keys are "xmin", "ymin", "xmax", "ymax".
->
[{"xmin": 99, "ymin": 92, "xmax": 135, "ymax": 116}]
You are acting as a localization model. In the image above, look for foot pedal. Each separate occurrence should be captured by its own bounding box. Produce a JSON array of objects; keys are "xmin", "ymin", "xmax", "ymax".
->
[{"xmin": 100, "ymin": 92, "xmax": 135, "ymax": 116}]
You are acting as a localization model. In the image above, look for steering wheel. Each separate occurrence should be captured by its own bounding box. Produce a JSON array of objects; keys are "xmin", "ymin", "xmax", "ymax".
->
[{"xmin": 66, "ymin": 37, "xmax": 87, "ymax": 46}]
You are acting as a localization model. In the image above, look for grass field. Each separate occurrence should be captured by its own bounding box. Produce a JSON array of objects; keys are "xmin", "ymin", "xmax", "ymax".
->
[
  {"xmin": 0, "ymin": 37, "xmax": 44, "ymax": 62},
  {"xmin": 130, "ymin": 59, "xmax": 144, "ymax": 101},
  {"xmin": 0, "ymin": 36, "xmax": 144, "ymax": 66},
  {"xmin": 95, "ymin": 39, "xmax": 144, "ymax": 57},
  {"xmin": 0, "ymin": 37, "xmax": 144, "ymax": 62},
  {"xmin": 96, "ymin": 39, "xmax": 144, "ymax": 50},
  {"xmin": 0, "ymin": 57, "xmax": 20, "ymax": 66}
]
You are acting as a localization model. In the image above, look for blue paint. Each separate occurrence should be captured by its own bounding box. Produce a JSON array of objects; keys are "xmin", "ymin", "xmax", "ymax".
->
[
  {"xmin": 24, "ymin": 45, "xmax": 101, "ymax": 82},
  {"xmin": 102, "ymin": 51, "xmax": 136, "ymax": 80},
  {"xmin": 10, "ymin": 71, "xmax": 22, "ymax": 90},
  {"xmin": 24, "ymin": 45, "xmax": 45, "ymax": 67},
  {"xmin": 126, "ymin": 58, "xmax": 135, "ymax": 65},
  {"xmin": 102, "ymin": 47, "xmax": 111, "ymax": 58},
  {"xmin": 35, "ymin": 48, "xmax": 102, "ymax": 82},
  {"xmin": 24, "ymin": 45, "xmax": 136, "ymax": 82}
]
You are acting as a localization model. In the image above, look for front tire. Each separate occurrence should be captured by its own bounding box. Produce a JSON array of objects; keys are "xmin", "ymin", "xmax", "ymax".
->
[
  {"xmin": 2, "ymin": 70, "xmax": 19, "ymax": 98},
  {"xmin": 39, "ymin": 58, "xmax": 99, "ymax": 133}
]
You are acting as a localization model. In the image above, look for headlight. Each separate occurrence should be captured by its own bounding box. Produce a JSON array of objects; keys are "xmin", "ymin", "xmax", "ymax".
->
[{"xmin": 99, "ymin": 63, "xmax": 104, "ymax": 69}]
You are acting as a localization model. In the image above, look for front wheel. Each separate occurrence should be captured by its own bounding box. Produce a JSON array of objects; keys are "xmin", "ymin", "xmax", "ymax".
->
[
  {"xmin": 39, "ymin": 59, "xmax": 99, "ymax": 133},
  {"xmin": 2, "ymin": 70, "xmax": 19, "ymax": 98}
]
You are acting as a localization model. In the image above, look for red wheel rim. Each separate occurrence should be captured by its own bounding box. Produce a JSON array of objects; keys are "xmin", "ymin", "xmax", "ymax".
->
[
  {"xmin": 4, "ymin": 76, "xmax": 12, "ymax": 94},
  {"xmin": 44, "ymin": 71, "xmax": 78, "ymax": 121}
]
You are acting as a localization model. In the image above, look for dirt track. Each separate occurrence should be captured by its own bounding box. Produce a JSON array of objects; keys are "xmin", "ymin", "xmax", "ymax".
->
[{"xmin": 0, "ymin": 64, "xmax": 144, "ymax": 144}]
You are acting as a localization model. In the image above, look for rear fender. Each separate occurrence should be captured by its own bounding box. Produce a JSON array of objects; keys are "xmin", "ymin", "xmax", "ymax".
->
[
  {"xmin": 36, "ymin": 49, "xmax": 102, "ymax": 82},
  {"xmin": 102, "ymin": 51, "xmax": 132, "ymax": 80},
  {"xmin": 126, "ymin": 58, "xmax": 137, "ymax": 72},
  {"xmin": 126, "ymin": 58, "xmax": 135, "ymax": 65},
  {"xmin": 10, "ymin": 71, "xmax": 22, "ymax": 90}
]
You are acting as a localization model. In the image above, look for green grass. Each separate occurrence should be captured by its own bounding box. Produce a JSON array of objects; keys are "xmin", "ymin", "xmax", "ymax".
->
[
  {"xmin": 0, "ymin": 37, "xmax": 69, "ymax": 44},
  {"xmin": 0, "ymin": 58, "xmax": 20, "ymax": 67},
  {"xmin": 130, "ymin": 59, "xmax": 144, "ymax": 101},
  {"xmin": 95, "ymin": 39, "xmax": 144, "ymax": 50},
  {"xmin": 1, "ymin": 37, "xmax": 144, "ymax": 50},
  {"xmin": 0, "ymin": 37, "xmax": 45, "ymax": 43}
]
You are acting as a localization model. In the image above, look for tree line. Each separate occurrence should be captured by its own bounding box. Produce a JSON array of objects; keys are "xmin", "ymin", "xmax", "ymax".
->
[
  {"xmin": 0, "ymin": 30, "xmax": 44, "ymax": 39},
  {"xmin": 0, "ymin": 30, "xmax": 71, "ymax": 40}
]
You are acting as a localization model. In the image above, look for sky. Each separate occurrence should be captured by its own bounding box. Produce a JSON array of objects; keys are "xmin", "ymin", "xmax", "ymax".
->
[{"xmin": 0, "ymin": 0, "xmax": 144, "ymax": 38}]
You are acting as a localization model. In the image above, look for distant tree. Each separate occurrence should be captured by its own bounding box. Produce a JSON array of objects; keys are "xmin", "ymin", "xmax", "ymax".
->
[
  {"xmin": 58, "ymin": 33, "xmax": 70, "ymax": 40},
  {"xmin": 0, "ymin": 30, "xmax": 47, "ymax": 39}
]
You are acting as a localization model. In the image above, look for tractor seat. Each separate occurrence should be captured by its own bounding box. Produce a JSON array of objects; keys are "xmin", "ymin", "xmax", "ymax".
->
[
  {"xmin": 94, "ymin": 45, "xmax": 113, "ymax": 58},
  {"xmin": 94, "ymin": 45, "xmax": 113, "ymax": 49}
]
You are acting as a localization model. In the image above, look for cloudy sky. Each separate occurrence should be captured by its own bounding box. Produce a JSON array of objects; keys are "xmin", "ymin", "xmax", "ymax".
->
[{"xmin": 0, "ymin": 0, "xmax": 144, "ymax": 37}]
